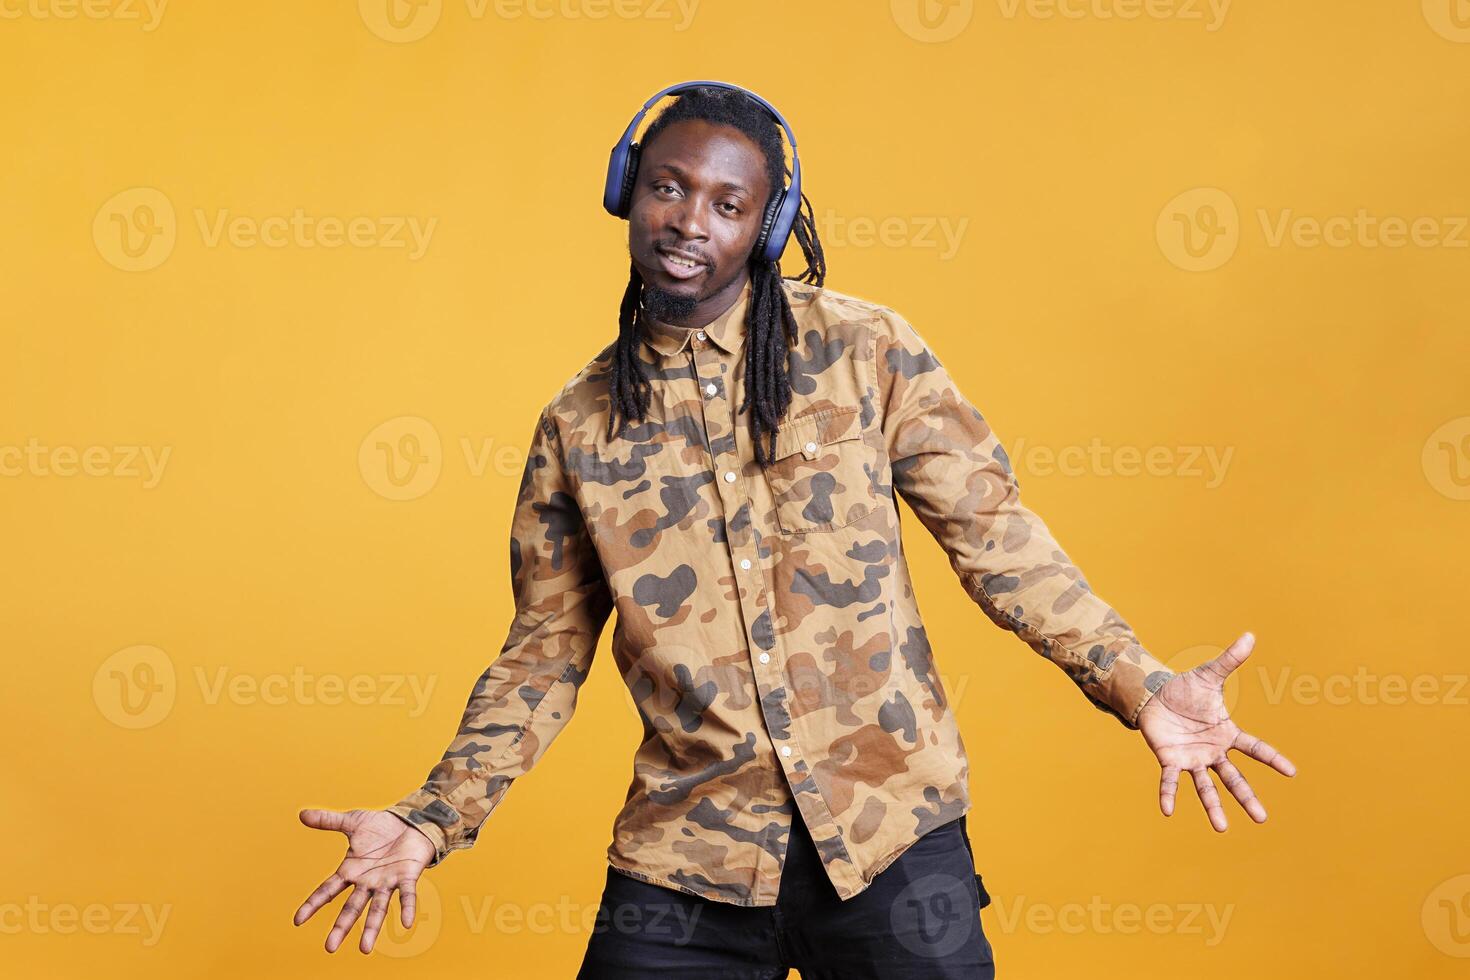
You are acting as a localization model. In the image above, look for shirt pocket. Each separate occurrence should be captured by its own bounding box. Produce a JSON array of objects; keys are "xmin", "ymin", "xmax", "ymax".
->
[{"xmin": 762, "ymin": 405, "xmax": 877, "ymax": 534}]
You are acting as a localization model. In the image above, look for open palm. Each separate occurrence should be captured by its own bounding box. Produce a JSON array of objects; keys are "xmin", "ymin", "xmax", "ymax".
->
[
  {"xmin": 292, "ymin": 808, "xmax": 437, "ymax": 953},
  {"xmin": 1137, "ymin": 631, "xmax": 1298, "ymax": 831}
]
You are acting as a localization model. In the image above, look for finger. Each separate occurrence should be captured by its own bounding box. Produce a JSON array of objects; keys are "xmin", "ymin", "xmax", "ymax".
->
[
  {"xmin": 1232, "ymin": 729, "xmax": 1298, "ymax": 777},
  {"xmin": 1159, "ymin": 765, "xmax": 1181, "ymax": 817},
  {"xmin": 1212, "ymin": 758, "xmax": 1267, "ymax": 823},
  {"xmin": 299, "ymin": 808, "xmax": 350, "ymax": 833},
  {"xmin": 293, "ymin": 872, "xmax": 347, "ymax": 926},
  {"xmin": 1192, "ymin": 768, "xmax": 1228, "ymax": 832},
  {"xmin": 1204, "ymin": 632, "xmax": 1255, "ymax": 684},
  {"xmin": 399, "ymin": 879, "xmax": 418, "ymax": 929},
  {"xmin": 359, "ymin": 889, "xmax": 393, "ymax": 954},
  {"xmin": 326, "ymin": 885, "xmax": 371, "ymax": 953}
]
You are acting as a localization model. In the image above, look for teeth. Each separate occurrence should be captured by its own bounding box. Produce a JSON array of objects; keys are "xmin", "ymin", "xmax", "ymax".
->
[{"xmin": 664, "ymin": 251, "xmax": 698, "ymax": 268}]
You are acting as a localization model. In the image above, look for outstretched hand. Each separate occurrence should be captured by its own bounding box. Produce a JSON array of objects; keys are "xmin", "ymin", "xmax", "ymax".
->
[
  {"xmin": 293, "ymin": 808, "xmax": 437, "ymax": 953},
  {"xmin": 1137, "ymin": 632, "xmax": 1298, "ymax": 831}
]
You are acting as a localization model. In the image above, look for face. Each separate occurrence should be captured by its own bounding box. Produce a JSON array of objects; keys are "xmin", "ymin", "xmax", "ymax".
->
[{"xmin": 626, "ymin": 118, "xmax": 774, "ymax": 327}]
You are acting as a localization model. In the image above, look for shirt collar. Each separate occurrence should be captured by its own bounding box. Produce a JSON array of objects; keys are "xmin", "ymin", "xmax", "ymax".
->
[{"xmin": 639, "ymin": 278, "xmax": 752, "ymax": 359}]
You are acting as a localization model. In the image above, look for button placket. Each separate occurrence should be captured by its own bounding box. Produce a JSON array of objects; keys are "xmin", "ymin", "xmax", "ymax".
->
[
  {"xmin": 691, "ymin": 341, "xmax": 765, "ymax": 659},
  {"xmin": 695, "ymin": 342, "xmax": 787, "ymax": 717},
  {"xmin": 694, "ymin": 339, "xmax": 785, "ymax": 905}
]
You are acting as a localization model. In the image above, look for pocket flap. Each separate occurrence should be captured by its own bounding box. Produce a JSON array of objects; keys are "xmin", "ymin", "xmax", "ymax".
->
[{"xmin": 772, "ymin": 406, "xmax": 862, "ymax": 461}]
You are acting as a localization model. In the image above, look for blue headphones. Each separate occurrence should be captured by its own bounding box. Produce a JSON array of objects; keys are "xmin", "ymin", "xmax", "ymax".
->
[{"xmin": 602, "ymin": 79, "xmax": 803, "ymax": 264}]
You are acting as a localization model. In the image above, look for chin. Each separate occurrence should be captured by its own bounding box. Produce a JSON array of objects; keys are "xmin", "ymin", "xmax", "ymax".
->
[{"xmin": 640, "ymin": 264, "xmax": 700, "ymax": 295}]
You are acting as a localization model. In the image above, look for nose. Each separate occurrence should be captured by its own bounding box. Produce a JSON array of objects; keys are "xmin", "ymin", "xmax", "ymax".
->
[{"xmin": 665, "ymin": 194, "xmax": 709, "ymax": 243}]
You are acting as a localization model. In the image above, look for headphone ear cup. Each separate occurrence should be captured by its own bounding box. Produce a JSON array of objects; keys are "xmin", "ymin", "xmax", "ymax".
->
[
  {"xmin": 617, "ymin": 142, "xmax": 642, "ymax": 217},
  {"xmin": 755, "ymin": 190, "xmax": 785, "ymax": 258}
]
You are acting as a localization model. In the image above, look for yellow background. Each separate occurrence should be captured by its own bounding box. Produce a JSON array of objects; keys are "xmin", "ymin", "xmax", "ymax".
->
[{"xmin": 3, "ymin": 1, "xmax": 1468, "ymax": 976}]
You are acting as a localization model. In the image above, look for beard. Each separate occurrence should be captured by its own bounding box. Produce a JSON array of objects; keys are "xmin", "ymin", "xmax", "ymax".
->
[{"xmin": 640, "ymin": 281, "xmax": 700, "ymax": 324}]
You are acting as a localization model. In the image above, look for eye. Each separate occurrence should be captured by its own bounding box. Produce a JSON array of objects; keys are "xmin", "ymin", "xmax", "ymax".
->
[
  {"xmin": 717, "ymin": 202, "xmax": 741, "ymax": 215},
  {"xmin": 653, "ymin": 182, "xmax": 680, "ymax": 197}
]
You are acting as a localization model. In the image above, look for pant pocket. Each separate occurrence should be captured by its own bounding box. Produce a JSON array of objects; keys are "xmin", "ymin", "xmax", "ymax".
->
[{"xmin": 958, "ymin": 815, "xmax": 991, "ymax": 910}]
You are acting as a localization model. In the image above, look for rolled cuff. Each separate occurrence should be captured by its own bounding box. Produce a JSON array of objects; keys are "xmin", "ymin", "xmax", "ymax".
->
[
  {"xmin": 1092, "ymin": 641, "xmax": 1175, "ymax": 730},
  {"xmin": 386, "ymin": 789, "xmax": 463, "ymax": 869}
]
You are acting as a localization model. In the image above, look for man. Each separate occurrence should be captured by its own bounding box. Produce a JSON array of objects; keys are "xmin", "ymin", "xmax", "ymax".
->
[{"xmin": 293, "ymin": 83, "xmax": 1296, "ymax": 977}]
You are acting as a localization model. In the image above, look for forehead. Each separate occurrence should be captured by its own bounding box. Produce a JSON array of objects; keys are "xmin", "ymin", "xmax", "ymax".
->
[{"xmin": 642, "ymin": 119, "xmax": 771, "ymax": 187}]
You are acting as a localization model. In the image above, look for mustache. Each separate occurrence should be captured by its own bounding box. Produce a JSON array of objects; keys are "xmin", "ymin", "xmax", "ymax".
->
[{"xmin": 654, "ymin": 241, "xmax": 715, "ymax": 268}]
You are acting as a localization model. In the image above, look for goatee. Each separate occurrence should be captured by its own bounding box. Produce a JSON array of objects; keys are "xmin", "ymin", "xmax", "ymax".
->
[{"xmin": 641, "ymin": 282, "xmax": 700, "ymax": 324}]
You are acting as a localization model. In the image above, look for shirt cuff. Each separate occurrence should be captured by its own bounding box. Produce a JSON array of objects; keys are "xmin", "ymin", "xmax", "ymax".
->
[
  {"xmin": 385, "ymin": 789, "xmax": 461, "ymax": 868},
  {"xmin": 1093, "ymin": 640, "xmax": 1175, "ymax": 730}
]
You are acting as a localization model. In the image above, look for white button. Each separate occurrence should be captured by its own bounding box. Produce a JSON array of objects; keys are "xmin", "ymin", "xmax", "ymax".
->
[
  {"xmin": 705, "ymin": 382, "xmax": 717, "ymax": 396},
  {"xmin": 804, "ymin": 441, "xmax": 817, "ymax": 453},
  {"xmin": 759, "ymin": 652, "xmax": 770, "ymax": 664},
  {"xmin": 695, "ymin": 330, "xmax": 706, "ymax": 341},
  {"xmin": 724, "ymin": 471, "xmax": 736, "ymax": 483},
  {"xmin": 780, "ymin": 746, "xmax": 792, "ymax": 757},
  {"xmin": 740, "ymin": 558, "xmax": 751, "ymax": 570}
]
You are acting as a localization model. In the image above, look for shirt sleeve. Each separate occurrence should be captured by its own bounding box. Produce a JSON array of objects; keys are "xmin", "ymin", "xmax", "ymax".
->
[
  {"xmin": 386, "ymin": 403, "xmax": 614, "ymax": 866},
  {"xmin": 872, "ymin": 308, "xmax": 1174, "ymax": 730}
]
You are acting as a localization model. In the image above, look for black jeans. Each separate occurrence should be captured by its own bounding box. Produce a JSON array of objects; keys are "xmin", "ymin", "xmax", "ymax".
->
[{"xmin": 576, "ymin": 813, "xmax": 996, "ymax": 978}]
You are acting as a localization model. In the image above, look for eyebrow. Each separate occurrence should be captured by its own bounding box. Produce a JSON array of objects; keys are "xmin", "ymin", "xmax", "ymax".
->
[{"xmin": 654, "ymin": 163, "xmax": 751, "ymax": 196}]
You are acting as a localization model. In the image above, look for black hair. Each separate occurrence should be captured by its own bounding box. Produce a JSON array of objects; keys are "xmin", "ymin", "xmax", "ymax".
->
[{"xmin": 605, "ymin": 85, "xmax": 827, "ymax": 465}]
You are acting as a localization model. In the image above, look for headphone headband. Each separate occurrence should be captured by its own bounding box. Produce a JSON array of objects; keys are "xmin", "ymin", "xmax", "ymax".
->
[{"xmin": 603, "ymin": 79, "xmax": 802, "ymax": 265}]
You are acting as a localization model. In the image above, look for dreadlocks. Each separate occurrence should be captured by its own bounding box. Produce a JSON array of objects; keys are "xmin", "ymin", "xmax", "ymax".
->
[{"xmin": 606, "ymin": 85, "xmax": 827, "ymax": 465}]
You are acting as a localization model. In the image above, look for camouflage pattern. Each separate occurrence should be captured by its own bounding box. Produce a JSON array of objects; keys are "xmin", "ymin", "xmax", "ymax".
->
[{"xmin": 388, "ymin": 277, "xmax": 1174, "ymax": 906}]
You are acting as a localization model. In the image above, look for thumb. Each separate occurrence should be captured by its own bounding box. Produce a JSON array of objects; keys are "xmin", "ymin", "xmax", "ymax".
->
[
  {"xmin": 298, "ymin": 808, "xmax": 353, "ymax": 834},
  {"xmin": 1206, "ymin": 631, "xmax": 1255, "ymax": 682}
]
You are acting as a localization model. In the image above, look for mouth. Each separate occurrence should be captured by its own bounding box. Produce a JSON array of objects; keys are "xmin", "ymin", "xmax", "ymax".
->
[{"xmin": 655, "ymin": 245, "xmax": 708, "ymax": 281}]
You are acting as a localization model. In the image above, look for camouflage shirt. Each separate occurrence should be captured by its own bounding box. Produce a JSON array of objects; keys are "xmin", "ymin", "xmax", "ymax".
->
[{"xmin": 388, "ymin": 276, "xmax": 1174, "ymax": 906}]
